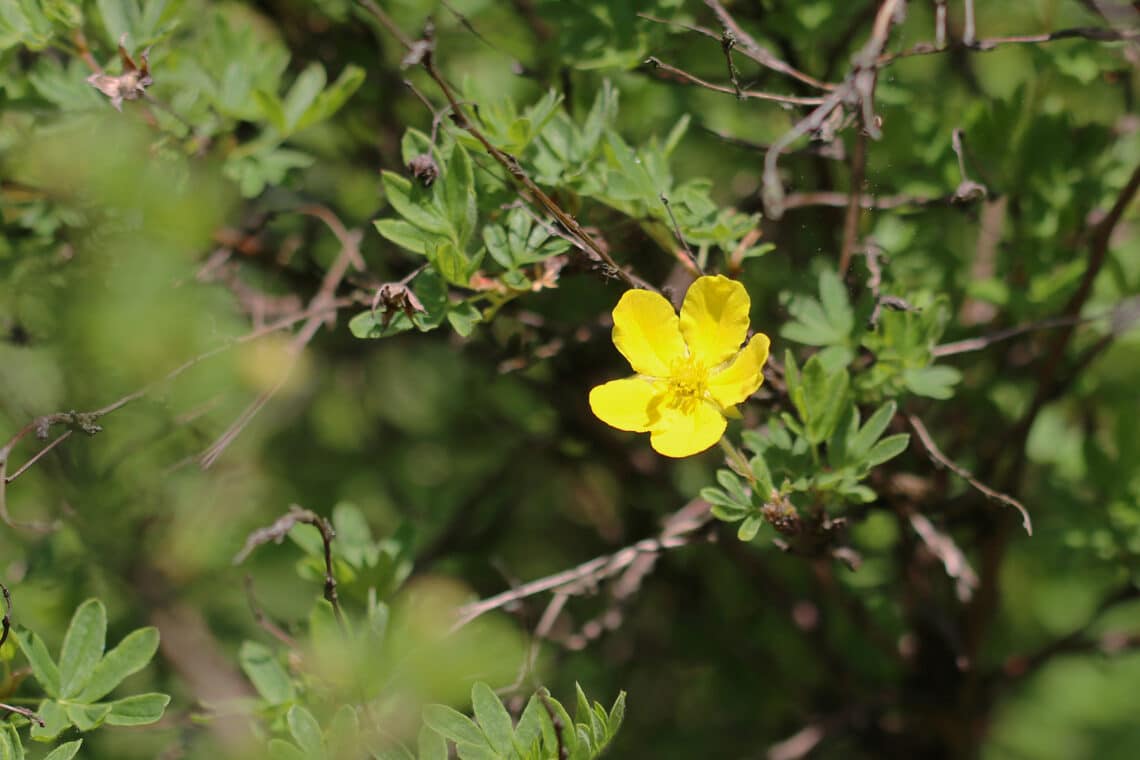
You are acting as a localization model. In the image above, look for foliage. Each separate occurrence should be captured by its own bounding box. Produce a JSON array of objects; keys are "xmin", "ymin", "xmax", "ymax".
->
[{"xmin": 1, "ymin": 0, "xmax": 1140, "ymax": 758}]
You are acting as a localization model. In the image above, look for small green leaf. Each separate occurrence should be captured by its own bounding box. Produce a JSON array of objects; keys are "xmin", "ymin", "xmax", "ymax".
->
[
  {"xmin": 267, "ymin": 739, "xmax": 306, "ymax": 760},
  {"xmin": 253, "ymin": 90, "xmax": 288, "ymax": 133},
  {"xmin": 422, "ymin": 704, "xmax": 487, "ymax": 748},
  {"xmin": 374, "ymin": 219, "xmax": 435, "ymax": 255},
  {"xmin": 0, "ymin": 722, "xmax": 22, "ymax": 760},
  {"xmin": 239, "ymin": 641, "xmax": 295, "ymax": 705},
  {"xmin": 607, "ymin": 691, "xmax": 626, "ymax": 741},
  {"xmin": 103, "ymin": 692, "xmax": 170, "ymax": 726},
  {"xmin": 15, "ymin": 630, "xmax": 61, "ymax": 697},
  {"xmin": 42, "ymin": 740, "xmax": 82, "ymax": 760},
  {"xmin": 737, "ymin": 515, "xmax": 763, "ymax": 542},
  {"xmin": 903, "ymin": 365, "xmax": 962, "ymax": 399},
  {"xmin": 866, "ymin": 434, "xmax": 910, "ymax": 467},
  {"xmin": 382, "ymin": 171, "xmax": 452, "ymax": 237},
  {"xmin": 447, "ymin": 303, "xmax": 482, "ymax": 337},
  {"xmin": 818, "ymin": 269, "xmax": 854, "ymax": 337},
  {"xmin": 794, "ymin": 356, "xmax": 851, "ymax": 444},
  {"xmin": 30, "ymin": 700, "xmax": 69, "ymax": 742},
  {"xmin": 59, "ymin": 599, "xmax": 107, "ymax": 698},
  {"xmin": 76, "ymin": 626, "xmax": 159, "ymax": 702},
  {"xmin": 430, "ymin": 241, "xmax": 471, "ymax": 287},
  {"xmin": 850, "ymin": 401, "xmax": 897, "ymax": 460},
  {"xmin": 288, "ymin": 705, "xmax": 325, "ymax": 758},
  {"xmin": 283, "ymin": 63, "xmax": 327, "ymax": 131},
  {"xmin": 417, "ymin": 726, "xmax": 448, "ymax": 760},
  {"xmin": 64, "ymin": 702, "xmax": 110, "ymax": 731},
  {"xmin": 296, "ymin": 64, "xmax": 365, "ymax": 131},
  {"xmin": 471, "ymin": 682, "xmax": 514, "ymax": 756},
  {"xmin": 442, "ymin": 143, "xmax": 477, "ymax": 247}
]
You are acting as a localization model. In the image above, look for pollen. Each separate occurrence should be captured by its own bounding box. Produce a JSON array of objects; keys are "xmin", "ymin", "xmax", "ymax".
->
[{"xmin": 664, "ymin": 356, "xmax": 709, "ymax": 413}]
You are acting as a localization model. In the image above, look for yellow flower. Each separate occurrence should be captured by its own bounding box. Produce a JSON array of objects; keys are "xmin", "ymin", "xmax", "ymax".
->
[{"xmin": 589, "ymin": 275, "xmax": 771, "ymax": 458}]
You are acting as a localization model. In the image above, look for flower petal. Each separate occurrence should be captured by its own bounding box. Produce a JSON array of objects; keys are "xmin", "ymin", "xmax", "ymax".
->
[
  {"xmin": 589, "ymin": 377, "xmax": 661, "ymax": 432},
  {"xmin": 649, "ymin": 401, "xmax": 727, "ymax": 458},
  {"xmin": 612, "ymin": 289, "xmax": 686, "ymax": 376},
  {"xmin": 679, "ymin": 275, "xmax": 752, "ymax": 367},
  {"xmin": 708, "ymin": 333, "xmax": 771, "ymax": 408}
]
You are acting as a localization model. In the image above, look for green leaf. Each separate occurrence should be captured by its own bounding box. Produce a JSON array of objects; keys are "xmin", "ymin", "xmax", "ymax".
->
[
  {"xmin": 15, "ymin": 629, "xmax": 61, "ymax": 697},
  {"xmin": 781, "ymin": 270, "xmax": 854, "ymax": 348},
  {"xmin": 737, "ymin": 515, "xmax": 763, "ymax": 542},
  {"xmin": 866, "ymin": 434, "xmax": 910, "ymax": 467},
  {"xmin": 903, "ymin": 365, "xmax": 961, "ymax": 399},
  {"xmin": 442, "ymin": 143, "xmax": 477, "ymax": 247},
  {"xmin": 267, "ymin": 739, "xmax": 306, "ymax": 760},
  {"xmin": 374, "ymin": 219, "xmax": 434, "ymax": 255},
  {"xmin": 471, "ymin": 682, "xmax": 514, "ymax": 756},
  {"xmin": 239, "ymin": 641, "xmax": 295, "ymax": 705},
  {"xmin": 0, "ymin": 722, "xmax": 22, "ymax": 760},
  {"xmin": 283, "ymin": 63, "xmax": 327, "ymax": 132},
  {"xmin": 253, "ymin": 90, "xmax": 288, "ymax": 133},
  {"xmin": 96, "ymin": 0, "xmax": 140, "ymax": 46},
  {"xmin": 607, "ymin": 692, "xmax": 626, "ymax": 741},
  {"xmin": 30, "ymin": 700, "xmax": 69, "ymax": 742},
  {"xmin": 429, "ymin": 241, "xmax": 472, "ymax": 287},
  {"xmin": 818, "ymin": 269, "xmax": 854, "ymax": 337},
  {"xmin": 296, "ymin": 64, "xmax": 365, "ymax": 131},
  {"xmin": 422, "ymin": 704, "xmax": 487, "ymax": 748},
  {"xmin": 382, "ymin": 171, "xmax": 451, "ymax": 237},
  {"xmin": 418, "ymin": 726, "xmax": 448, "ymax": 760},
  {"xmin": 42, "ymin": 740, "xmax": 82, "ymax": 760},
  {"xmin": 58, "ymin": 599, "xmax": 106, "ymax": 698},
  {"xmin": 287, "ymin": 705, "xmax": 326, "ymax": 758},
  {"xmin": 850, "ymin": 401, "xmax": 897, "ymax": 460},
  {"xmin": 76, "ymin": 626, "xmax": 159, "ymax": 702},
  {"xmin": 103, "ymin": 692, "xmax": 170, "ymax": 726},
  {"xmin": 447, "ymin": 302, "xmax": 482, "ymax": 337},
  {"xmin": 64, "ymin": 701, "xmax": 111, "ymax": 731},
  {"xmin": 793, "ymin": 356, "xmax": 851, "ymax": 444}
]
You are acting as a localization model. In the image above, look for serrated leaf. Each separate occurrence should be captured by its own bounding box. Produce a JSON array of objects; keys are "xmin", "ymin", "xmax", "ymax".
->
[
  {"xmin": 866, "ymin": 434, "xmax": 910, "ymax": 467},
  {"xmin": 76, "ymin": 626, "xmax": 159, "ymax": 702},
  {"xmin": 422, "ymin": 704, "xmax": 487, "ymax": 748},
  {"xmin": 471, "ymin": 682, "xmax": 514, "ymax": 756},
  {"xmin": 103, "ymin": 692, "xmax": 169, "ymax": 726},
  {"xmin": 42, "ymin": 740, "xmax": 82, "ymax": 760},
  {"xmin": 239, "ymin": 641, "xmax": 295, "ymax": 705},
  {"xmin": 59, "ymin": 599, "xmax": 106, "ymax": 698},
  {"xmin": 15, "ymin": 630, "xmax": 60, "ymax": 698},
  {"xmin": 288, "ymin": 705, "xmax": 325, "ymax": 758}
]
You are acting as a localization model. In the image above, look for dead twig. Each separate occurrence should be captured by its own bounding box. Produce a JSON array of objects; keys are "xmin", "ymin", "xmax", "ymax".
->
[
  {"xmin": 643, "ymin": 57, "xmax": 826, "ymax": 106},
  {"xmin": 906, "ymin": 415, "xmax": 1032, "ymax": 535},
  {"xmin": 908, "ymin": 512, "xmax": 979, "ymax": 602}
]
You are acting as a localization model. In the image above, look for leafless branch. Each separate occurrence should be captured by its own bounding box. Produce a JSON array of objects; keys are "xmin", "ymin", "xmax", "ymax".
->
[
  {"xmin": 908, "ymin": 512, "xmax": 979, "ymax": 602},
  {"xmin": 0, "ymin": 703, "xmax": 44, "ymax": 727},
  {"xmin": 643, "ymin": 57, "xmax": 826, "ymax": 106},
  {"xmin": 906, "ymin": 414, "xmax": 1032, "ymax": 535},
  {"xmin": 451, "ymin": 500, "xmax": 713, "ymax": 633}
]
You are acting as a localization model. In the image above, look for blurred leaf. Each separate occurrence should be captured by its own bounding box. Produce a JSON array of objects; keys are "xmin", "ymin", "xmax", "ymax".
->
[
  {"xmin": 239, "ymin": 641, "xmax": 295, "ymax": 705},
  {"xmin": 58, "ymin": 599, "xmax": 106, "ymax": 699},
  {"xmin": 102, "ymin": 692, "xmax": 170, "ymax": 726}
]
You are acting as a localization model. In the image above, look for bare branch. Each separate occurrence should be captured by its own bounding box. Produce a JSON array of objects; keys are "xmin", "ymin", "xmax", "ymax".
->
[
  {"xmin": 907, "ymin": 415, "xmax": 1032, "ymax": 535},
  {"xmin": 908, "ymin": 512, "xmax": 979, "ymax": 602},
  {"xmin": 643, "ymin": 57, "xmax": 826, "ymax": 106}
]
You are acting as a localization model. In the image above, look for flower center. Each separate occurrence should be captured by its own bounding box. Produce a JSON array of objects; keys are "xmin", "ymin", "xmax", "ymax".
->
[{"xmin": 663, "ymin": 357, "xmax": 709, "ymax": 414}]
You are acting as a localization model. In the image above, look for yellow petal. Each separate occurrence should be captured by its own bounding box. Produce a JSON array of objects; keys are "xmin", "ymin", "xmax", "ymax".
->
[
  {"xmin": 649, "ymin": 401, "xmax": 727, "ymax": 458},
  {"xmin": 589, "ymin": 377, "xmax": 662, "ymax": 432},
  {"xmin": 679, "ymin": 275, "xmax": 752, "ymax": 367},
  {"xmin": 612, "ymin": 289, "xmax": 686, "ymax": 377},
  {"xmin": 708, "ymin": 333, "xmax": 771, "ymax": 408}
]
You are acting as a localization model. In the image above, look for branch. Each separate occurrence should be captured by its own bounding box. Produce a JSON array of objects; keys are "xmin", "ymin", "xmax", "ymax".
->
[
  {"xmin": 451, "ymin": 500, "xmax": 713, "ymax": 633},
  {"xmin": 234, "ymin": 505, "xmax": 345, "ymax": 628},
  {"xmin": 879, "ymin": 26, "xmax": 1140, "ymax": 66},
  {"xmin": 908, "ymin": 512, "xmax": 979, "ymax": 602},
  {"xmin": 643, "ymin": 57, "xmax": 826, "ymax": 106},
  {"xmin": 906, "ymin": 414, "xmax": 1032, "ymax": 535}
]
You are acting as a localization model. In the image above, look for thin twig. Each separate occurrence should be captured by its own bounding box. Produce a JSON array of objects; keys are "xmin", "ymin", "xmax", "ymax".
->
[
  {"xmin": 0, "ymin": 703, "xmax": 44, "ymax": 727},
  {"xmin": 906, "ymin": 415, "xmax": 1032, "ymax": 535},
  {"xmin": 908, "ymin": 512, "xmax": 979, "ymax": 602},
  {"xmin": 701, "ymin": 1, "xmax": 835, "ymax": 90},
  {"xmin": 644, "ymin": 57, "xmax": 826, "ymax": 106},
  {"xmin": 234, "ymin": 505, "xmax": 345, "ymax": 628},
  {"xmin": 838, "ymin": 130, "xmax": 867, "ymax": 276},
  {"xmin": 451, "ymin": 501, "xmax": 712, "ymax": 633},
  {"xmin": 879, "ymin": 26, "xmax": 1140, "ymax": 65},
  {"xmin": 244, "ymin": 575, "xmax": 301, "ymax": 650},
  {"xmin": 660, "ymin": 194, "xmax": 703, "ymax": 276}
]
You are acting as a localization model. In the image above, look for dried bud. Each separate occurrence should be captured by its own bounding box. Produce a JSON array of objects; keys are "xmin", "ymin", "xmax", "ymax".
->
[
  {"xmin": 761, "ymin": 491, "xmax": 801, "ymax": 535},
  {"xmin": 87, "ymin": 35, "xmax": 152, "ymax": 111},
  {"xmin": 371, "ymin": 282, "xmax": 426, "ymax": 329},
  {"xmin": 407, "ymin": 153, "xmax": 440, "ymax": 186}
]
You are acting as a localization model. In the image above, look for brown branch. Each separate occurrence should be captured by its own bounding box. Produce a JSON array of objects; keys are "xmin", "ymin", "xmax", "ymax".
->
[
  {"xmin": 234, "ymin": 504, "xmax": 345, "ymax": 628},
  {"xmin": 838, "ymin": 130, "xmax": 867, "ymax": 276},
  {"xmin": 908, "ymin": 512, "xmax": 979, "ymax": 602},
  {"xmin": 701, "ymin": 0, "xmax": 835, "ymax": 90},
  {"xmin": 643, "ymin": 57, "xmax": 826, "ymax": 106},
  {"xmin": 907, "ymin": 415, "xmax": 1032, "ymax": 535},
  {"xmin": 451, "ymin": 500, "xmax": 713, "ymax": 633},
  {"xmin": 783, "ymin": 190, "xmax": 969, "ymax": 209},
  {"xmin": 0, "ymin": 703, "xmax": 44, "ymax": 727},
  {"xmin": 762, "ymin": 0, "xmax": 906, "ymax": 219},
  {"xmin": 0, "ymin": 584, "xmax": 10, "ymax": 649},
  {"xmin": 879, "ymin": 26, "xmax": 1140, "ymax": 66}
]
